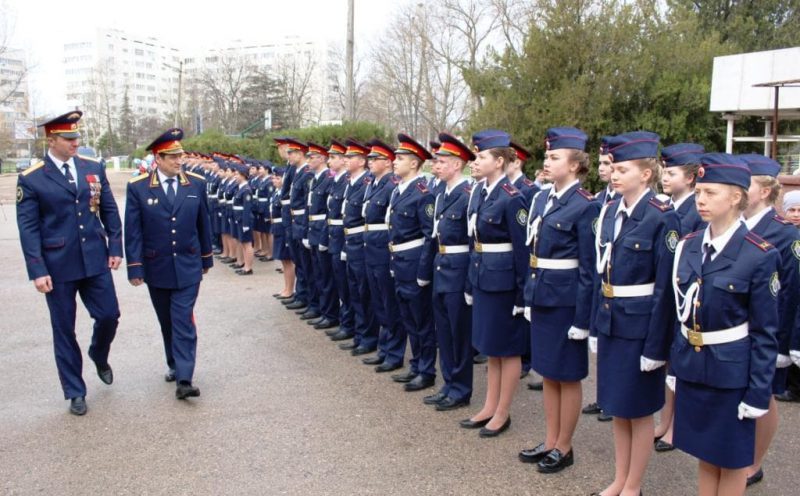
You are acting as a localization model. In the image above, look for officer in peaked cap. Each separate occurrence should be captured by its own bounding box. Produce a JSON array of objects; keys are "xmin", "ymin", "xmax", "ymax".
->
[
  {"xmin": 16, "ymin": 109, "xmax": 122, "ymax": 416},
  {"xmin": 508, "ymin": 141, "xmax": 540, "ymax": 204},
  {"xmin": 125, "ymin": 128, "xmax": 213, "ymax": 400}
]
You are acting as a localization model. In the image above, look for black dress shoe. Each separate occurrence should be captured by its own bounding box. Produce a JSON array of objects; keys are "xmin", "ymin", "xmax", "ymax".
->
[
  {"xmin": 236, "ymin": 269, "xmax": 253, "ymax": 275},
  {"xmin": 597, "ymin": 411, "xmax": 612, "ymax": 422},
  {"xmin": 375, "ymin": 362, "xmax": 402, "ymax": 373},
  {"xmin": 775, "ymin": 390, "xmax": 800, "ymax": 402},
  {"xmin": 325, "ymin": 328, "xmax": 342, "ymax": 336},
  {"xmin": 519, "ymin": 443, "xmax": 553, "ymax": 463},
  {"xmin": 285, "ymin": 301, "xmax": 307, "ymax": 310},
  {"xmin": 654, "ymin": 439, "xmax": 675, "ymax": 452},
  {"xmin": 69, "ymin": 396, "xmax": 87, "ymax": 416},
  {"xmin": 307, "ymin": 317, "xmax": 325, "ymax": 326},
  {"xmin": 392, "ymin": 371, "xmax": 418, "ymax": 383},
  {"xmin": 537, "ymin": 448, "xmax": 573, "ymax": 473},
  {"xmin": 218, "ymin": 257, "xmax": 234, "ymax": 263},
  {"xmin": 314, "ymin": 319, "xmax": 339, "ymax": 330},
  {"xmin": 281, "ymin": 297, "xmax": 297, "ymax": 305},
  {"xmin": 404, "ymin": 375, "xmax": 435, "ymax": 392},
  {"xmin": 231, "ymin": 263, "xmax": 244, "ymax": 269},
  {"xmin": 459, "ymin": 417, "xmax": 491, "ymax": 429},
  {"xmin": 746, "ymin": 468, "xmax": 764, "ymax": 487},
  {"xmin": 582, "ymin": 402, "xmax": 602, "ymax": 414},
  {"xmin": 473, "ymin": 354, "xmax": 488, "ymax": 364},
  {"xmin": 276, "ymin": 293, "xmax": 294, "ymax": 301},
  {"xmin": 95, "ymin": 363, "xmax": 113, "ymax": 385},
  {"xmin": 435, "ymin": 397, "xmax": 470, "ymax": 411},
  {"xmin": 330, "ymin": 330, "xmax": 355, "ymax": 341},
  {"xmin": 362, "ymin": 356, "xmax": 384, "ymax": 365},
  {"xmin": 351, "ymin": 346, "xmax": 375, "ymax": 356},
  {"xmin": 272, "ymin": 293, "xmax": 281, "ymax": 298},
  {"xmin": 479, "ymin": 416, "xmax": 511, "ymax": 437},
  {"xmin": 299, "ymin": 310, "xmax": 321, "ymax": 320},
  {"xmin": 176, "ymin": 383, "xmax": 201, "ymax": 400},
  {"xmin": 164, "ymin": 368, "xmax": 176, "ymax": 382},
  {"xmin": 527, "ymin": 381, "xmax": 543, "ymax": 391},
  {"xmin": 423, "ymin": 391, "xmax": 447, "ymax": 405},
  {"xmin": 338, "ymin": 342, "xmax": 358, "ymax": 350}
]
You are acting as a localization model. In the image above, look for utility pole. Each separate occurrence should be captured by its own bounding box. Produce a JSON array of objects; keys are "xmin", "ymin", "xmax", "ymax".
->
[
  {"xmin": 176, "ymin": 60, "xmax": 184, "ymax": 128},
  {"xmin": 345, "ymin": 0, "xmax": 355, "ymax": 121}
]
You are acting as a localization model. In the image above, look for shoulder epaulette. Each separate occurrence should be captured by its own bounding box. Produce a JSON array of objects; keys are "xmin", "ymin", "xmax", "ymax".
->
[
  {"xmin": 648, "ymin": 197, "xmax": 673, "ymax": 212},
  {"xmin": 363, "ymin": 176, "xmax": 372, "ymax": 184},
  {"xmin": 129, "ymin": 173, "xmax": 150, "ymax": 183},
  {"xmin": 390, "ymin": 175, "xmax": 400, "ymax": 185},
  {"xmin": 77, "ymin": 154, "xmax": 101, "ymax": 163},
  {"xmin": 416, "ymin": 182, "xmax": 429, "ymax": 194},
  {"xmin": 576, "ymin": 188, "xmax": 595, "ymax": 201},
  {"xmin": 501, "ymin": 183, "xmax": 519, "ymax": 196},
  {"xmin": 21, "ymin": 160, "xmax": 44, "ymax": 176},
  {"xmin": 522, "ymin": 178, "xmax": 535, "ymax": 187},
  {"xmin": 681, "ymin": 230, "xmax": 702, "ymax": 241},
  {"xmin": 186, "ymin": 171, "xmax": 206, "ymax": 181},
  {"xmin": 745, "ymin": 232, "xmax": 773, "ymax": 252},
  {"xmin": 772, "ymin": 214, "xmax": 792, "ymax": 226}
]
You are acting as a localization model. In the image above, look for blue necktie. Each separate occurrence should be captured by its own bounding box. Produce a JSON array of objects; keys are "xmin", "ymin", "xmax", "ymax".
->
[{"xmin": 165, "ymin": 178, "xmax": 176, "ymax": 207}]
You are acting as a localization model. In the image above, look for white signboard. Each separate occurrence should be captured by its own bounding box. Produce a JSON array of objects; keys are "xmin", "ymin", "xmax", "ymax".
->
[{"xmin": 14, "ymin": 120, "xmax": 35, "ymax": 140}]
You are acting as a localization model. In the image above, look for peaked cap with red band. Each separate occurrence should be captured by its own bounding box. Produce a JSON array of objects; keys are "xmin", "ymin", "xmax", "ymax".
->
[
  {"xmin": 146, "ymin": 128, "xmax": 185, "ymax": 154},
  {"xmin": 40, "ymin": 110, "xmax": 83, "ymax": 139},
  {"xmin": 394, "ymin": 133, "xmax": 431, "ymax": 161},
  {"xmin": 436, "ymin": 132, "xmax": 475, "ymax": 162}
]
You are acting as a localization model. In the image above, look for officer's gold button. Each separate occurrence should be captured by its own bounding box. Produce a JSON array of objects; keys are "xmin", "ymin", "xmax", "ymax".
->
[
  {"xmin": 172, "ymin": 229, "xmax": 176, "ymax": 234},
  {"xmin": 172, "ymin": 217, "xmax": 176, "ymax": 222},
  {"xmin": 172, "ymin": 241, "xmax": 176, "ymax": 246}
]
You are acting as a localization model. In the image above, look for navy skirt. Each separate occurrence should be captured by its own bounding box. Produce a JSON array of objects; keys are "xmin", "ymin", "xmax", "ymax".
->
[
  {"xmin": 531, "ymin": 305, "xmax": 587, "ymax": 382},
  {"xmin": 238, "ymin": 223, "xmax": 253, "ymax": 243},
  {"xmin": 472, "ymin": 287, "xmax": 526, "ymax": 357},
  {"xmin": 673, "ymin": 378, "xmax": 754, "ymax": 469},
  {"xmin": 597, "ymin": 333, "xmax": 664, "ymax": 418},
  {"xmin": 272, "ymin": 227, "xmax": 291, "ymax": 261}
]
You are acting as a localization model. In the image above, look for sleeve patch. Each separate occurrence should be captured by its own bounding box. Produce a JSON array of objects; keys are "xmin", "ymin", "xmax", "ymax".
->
[
  {"xmin": 516, "ymin": 208, "xmax": 528, "ymax": 226},
  {"xmin": 770, "ymin": 271, "xmax": 781, "ymax": 297},
  {"xmin": 16, "ymin": 186, "xmax": 23, "ymax": 203},
  {"xmin": 425, "ymin": 203, "xmax": 434, "ymax": 218},
  {"xmin": 792, "ymin": 240, "xmax": 800, "ymax": 260},
  {"xmin": 665, "ymin": 230, "xmax": 679, "ymax": 253}
]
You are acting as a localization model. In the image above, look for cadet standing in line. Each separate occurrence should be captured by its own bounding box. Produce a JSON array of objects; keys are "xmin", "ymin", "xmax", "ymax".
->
[
  {"xmin": 289, "ymin": 140, "xmax": 321, "ymax": 320},
  {"xmin": 508, "ymin": 141, "xmax": 540, "ymax": 204},
  {"xmin": 232, "ymin": 163, "xmax": 254, "ymax": 275},
  {"xmin": 16, "ymin": 110, "xmax": 122, "ymax": 416},
  {"xmin": 427, "ymin": 141, "xmax": 446, "ymax": 197},
  {"xmin": 206, "ymin": 157, "xmax": 223, "ymax": 254},
  {"xmin": 519, "ymin": 128, "xmax": 599, "ymax": 473},
  {"xmin": 276, "ymin": 138, "xmax": 306, "ymax": 310},
  {"xmin": 387, "ymin": 134, "xmax": 437, "ymax": 392},
  {"xmin": 670, "ymin": 153, "xmax": 778, "ymax": 496},
  {"xmin": 425, "ymin": 132, "xmax": 476, "ymax": 411},
  {"xmin": 780, "ymin": 190, "xmax": 800, "ymax": 403},
  {"xmin": 270, "ymin": 168, "xmax": 295, "ymax": 299},
  {"xmin": 591, "ymin": 132, "xmax": 678, "ymax": 496},
  {"xmin": 460, "ymin": 129, "xmax": 529, "ymax": 437},
  {"xmin": 253, "ymin": 162, "xmax": 273, "ymax": 261},
  {"xmin": 125, "ymin": 128, "xmax": 213, "ymax": 400}
]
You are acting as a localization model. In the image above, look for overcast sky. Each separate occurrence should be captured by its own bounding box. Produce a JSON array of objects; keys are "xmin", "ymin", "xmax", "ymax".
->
[{"xmin": 3, "ymin": 0, "xmax": 400, "ymax": 115}]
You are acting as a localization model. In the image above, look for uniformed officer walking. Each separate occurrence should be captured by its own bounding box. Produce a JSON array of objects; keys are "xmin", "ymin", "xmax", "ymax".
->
[
  {"xmin": 125, "ymin": 128, "xmax": 213, "ymax": 400},
  {"xmin": 16, "ymin": 110, "xmax": 122, "ymax": 416}
]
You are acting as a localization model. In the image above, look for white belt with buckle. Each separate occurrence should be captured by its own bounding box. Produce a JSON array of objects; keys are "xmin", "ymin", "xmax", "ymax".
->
[
  {"xmin": 530, "ymin": 256, "xmax": 579, "ymax": 270},
  {"xmin": 366, "ymin": 223, "xmax": 388, "ymax": 232},
  {"xmin": 475, "ymin": 242, "xmax": 512, "ymax": 253},
  {"xmin": 226, "ymin": 200, "xmax": 234, "ymax": 205},
  {"xmin": 438, "ymin": 244, "xmax": 470, "ymax": 254},
  {"xmin": 272, "ymin": 218, "xmax": 282, "ymax": 224},
  {"xmin": 390, "ymin": 238, "xmax": 424, "ymax": 253},
  {"xmin": 681, "ymin": 322, "xmax": 748, "ymax": 347},
  {"xmin": 309, "ymin": 214, "xmax": 326, "ymax": 221},
  {"xmin": 603, "ymin": 282, "xmax": 655, "ymax": 298},
  {"xmin": 258, "ymin": 198, "xmax": 268, "ymax": 202},
  {"xmin": 291, "ymin": 209, "xmax": 306, "ymax": 216},
  {"xmin": 280, "ymin": 199, "xmax": 290, "ymax": 206},
  {"xmin": 233, "ymin": 206, "xmax": 244, "ymax": 211},
  {"xmin": 328, "ymin": 219, "xmax": 344, "ymax": 226},
  {"xmin": 345, "ymin": 226, "xmax": 365, "ymax": 235}
]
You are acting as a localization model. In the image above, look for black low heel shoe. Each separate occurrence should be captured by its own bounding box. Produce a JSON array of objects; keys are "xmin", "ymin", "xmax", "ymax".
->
[
  {"xmin": 479, "ymin": 416, "xmax": 511, "ymax": 437},
  {"xmin": 459, "ymin": 417, "xmax": 491, "ymax": 429}
]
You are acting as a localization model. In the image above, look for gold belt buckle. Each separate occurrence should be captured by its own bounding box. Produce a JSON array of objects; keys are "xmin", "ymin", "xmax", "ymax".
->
[
  {"xmin": 602, "ymin": 282, "xmax": 614, "ymax": 298},
  {"xmin": 389, "ymin": 243, "xmax": 395, "ymax": 253},
  {"xmin": 529, "ymin": 254, "xmax": 538, "ymax": 269},
  {"xmin": 687, "ymin": 328, "xmax": 704, "ymax": 348},
  {"xmin": 439, "ymin": 245, "xmax": 446, "ymax": 254},
  {"xmin": 475, "ymin": 242, "xmax": 483, "ymax": 253}
]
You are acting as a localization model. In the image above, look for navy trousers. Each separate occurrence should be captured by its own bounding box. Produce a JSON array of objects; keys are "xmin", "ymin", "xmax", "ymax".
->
[
  {"xmin": 367, "ymin": 264, "xmax": 405, "ymax": 366},
  {"xmin": 288, "ymin": 238, "xmax": 309, "ymax": 304},
  {"xmin": 299, "ymin": 244, "xmax": 319, "ymax": 312},
  {"xmin": 45, "ymin": 271, "xmax": 120, "ymax": 399},
  {"xmin": 147, "ymin": 283, "xmax": 201, "ymax": 384},
  {"xmin": 396, "ymin": 282, "xmax": 436, "ymax": 378},
  {"xmin": 331, "ymin": 254, "xmax": 355, "ymax": 334},
  {"xmin": 433, "ymin": 291, "xmax": 473, "ymax": 402},
  {"xmin": 346, "ymin": 256, "xmax": 378, "ymax": 349}
]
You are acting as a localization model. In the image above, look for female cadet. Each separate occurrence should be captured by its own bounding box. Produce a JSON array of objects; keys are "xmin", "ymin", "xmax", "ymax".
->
[
  {"xmin": 739, "ymin": 153, "xmax": 800, "ymax": 487},
  {"xmin": 232, "ymin": 163, "xmax": 254, "ymax": 275},
  {"xmin": 592, "ymin": 132, "xmax": 679, "ymax": 496},
  {"xmin": 460, "ymin": 129, "xmax": 528, "ymax": 437},
  {"xmin": 671, "ymin": 153, "xmax": 778, "ymax": 496},
  {"xmin": 519, "ymin": 128, "xmax": 599, "ymax": 473},
  {"xmin": 654, "ymin": 143, "xmax": 706, "ymax": 453},
  {"xmin": 270, "ymin": 168, "xmax": 294, "ymax": 298}
]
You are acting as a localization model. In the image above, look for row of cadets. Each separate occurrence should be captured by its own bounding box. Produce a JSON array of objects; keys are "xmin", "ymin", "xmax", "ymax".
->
[
  {"xmin": 387, "ymin": 134, "xmax": 437, "ymax": 391},
  {"xmin": 459, "ymin": 129, "xmax": 529, "ymax": 437},
  {"xmin": 218, "ymin": 158, "xmax": 240, "ymax": 265},
  {"xmin": 251, "ymin": 161, "xmax": 274, "ymax": 261},
  {"xmin": 270, "ymin": 167, "xmax": 295, "ymax": 298},
  {"xmin": 591, "ymin": 131, "xmax": 679, "ymax": 496},
  {"xmin": 321, "ymin": 140, "xmax": 356, "ymax": 338},
  {"xmin": 231, "ymin": 162, "xmax": 254, "ymax": 275},
  {"xmin": 275, "ymin": 138, "xmax": 304, "ymax": 312},
  {"xmin": 519, "ymin": 128, "xmax": 600, "ymax": 473},
  {"xmin": 425, "ymin": 132, "xmax": 477, "ymax": 411},
  {"xmin": 304, "ymin": 142, "xmax": 340, "ymax": 330},
  {"xmin": 670, "ymin": 153, "xmax": 779, "ymax": 496}
]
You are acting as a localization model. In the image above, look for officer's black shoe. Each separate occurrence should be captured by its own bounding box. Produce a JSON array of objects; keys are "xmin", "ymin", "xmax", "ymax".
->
[
  {"xmin": 362, "ymin": 356, "xmax": 384, "ymax": 365},
  {"xmin": 391, "ymin": 371, "xmax": 418, "ymax": 383},
  {"xmin": 527, "ymin": 381, "xmax": 544, "ymax": 391},
  {"xmin": 423, "ymin": 391, "xmax": 447, "ymax": 405},
  {"xmin": 351, "ymin": 346, "xmax": 374, "ymax": 356},
  {"xmin": 164, "ymin": 368, "xmax": 176, "ymax": 382},
  {"xmin": 325, "ymin": 327, "xmax": 342, "ymax": 336},
  {"xmin": 284, "ymin": 301, "xmax": 307, "ymax": 310},
  {"xmin": 582, "ymin": 402, "xmax": 602, "ymax": 415},
  {"xmin": 375, "ymin": 362, "xmax": 402, "ymax": 373},
  {"xmin": 537, "ymin": 448, "xmax": 573, "ymax": 473},
  {"xmin": 338, "ymin": 342, "xmax": 358, "ymax": 350},
  {"xmin": 435, "ymin": 397, "xmax": 470, "ymax": 411},
  {"xmin": 314, "ymin": 319, "xmax": 339, "ymax": 330},
  {"xmin": 176, "ymin": 382, "xmax": 200, "ymax": 400},
  {"xmin": 519, "ymin": 443, "xmax": 552, "ymax": 464},
  {"xmin": 299, "ymin": 310, "xmax": 321, "ymax": 320},
  {"xmin": 597, "ymin": 411, "xmax": 612, "ymax": 422},
  {"xmin": 307, "ymin": 317, "xmax": 325, "ymax": 326},
  {"xmin": 69, "ymin": 397, "xmax": 87, "ymax": 416},
  {"xmin": 95, "ymin": 363, "xmax": 113, "ymax": 385},
  {"xmin": 775, "ymin": 390, "xmax": 800, "ymax": 402},
  {"xmin": 236, "ymin": 269, "xmax": 253, "ymax": 276},
  {"xmin": 329, "ymin": 331, "xmax": 354, "ymax": 341},
  {"xmin": 479, "ymin": 416, "xmax": 511, "ymax": 438},
  {"xmin": 746, "ymin": 468, "xmax": 764, "ymax": 487},
  {"xmin": 404, "ymin": 375, "xmax": 435, "ymax": 392},
  {"xmin": 473, "ymin": 354, "xmax": 488, "ymax": 364},
  {"xmin": 294, "ymin": 308, "xmax": 310, "ymax": 315}
]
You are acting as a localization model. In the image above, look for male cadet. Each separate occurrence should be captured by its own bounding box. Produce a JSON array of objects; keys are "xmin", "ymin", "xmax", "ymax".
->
[
  {"xmin": 125, "ymin": 129, "xmax": 213, "ymax": 400},
  {"xmin": 304, "ymin": 142, "xmax": 339, "ymax": 329},
  {"xmin": 337, "ymin": 139, "xmax": 380, "ymax": 354},
  {"xmin": 427, "ymin": 140, "xmax": 445, "ymax": 196},
  {"xmin": 323, "ymin": 140, "xmax": 356, "ymax": 338},
  {"xmin": 16, "ymin": 110, "xmax": 122, "ymax": 416},
  {"xmin": 207, "ymin": 156, "xmax": 223, "ymax": 253},
  {"xmin": 424, "ymin": 132, "xmax": 475, "ymax": 410},
  {"xmin": 387, "ymin": 134, "xmax": 437, "ymax": 391},
  {"xmin": 362, "ymin": 139, "xmax": 405, "ymax": 374},
  {"xmin": 509, "ymin": 141, "xmax": 540, "ymax": 204}
]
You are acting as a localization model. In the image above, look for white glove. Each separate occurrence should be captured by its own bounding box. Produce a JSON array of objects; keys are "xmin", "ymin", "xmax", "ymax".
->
[
  {"xmin": 464, "ymin": 293, "xmax": 473, "ymax": 306},
  {"xmin": 319, "ymin": 245, "xmax": 328, "ymax": 252},
  {"xmin": 523, "ymin": 306, "xmax": 531, "ymax": 322},
  {"xmin": 243, "ymin": 226, "xmax": 250, "ymax": 232},
  {"xmin": 340, "ymin": 252, "xmax": 347, "ymax": 262},
  {"xmin": 777, "ymin": 354, "xmax": 792, "ymax": 368},
  {"xmin": 666, "ymin": 374, "xmax": 676, "ymax": 392},
  {"xmin": 791, "ymin": 350, "xmax": 800, "ymax": 367},
  {"xmin": 640, "ymin": 356, "xmax": 666, "ymax": 372},
  {"xmin": 567, "ymin": 326, "xmax": 589, "ymax": 340},
  {"xmin": 589, "ymin": 336, "xmax": 598, "ymax": 354},
  {"xmin": 512, "ymin": 306, "xmax": 524, "ymax": 317},
  {"xmin": 737, "ymin": 402, "xmax": 769, "ymax": 420},
  {"xmin": 417, "ymin": 279, "xmax": 430, "ymax": 287},
  {"xmin": 302, "ymin": 239, "xmax": 310, "ymax": 249}
]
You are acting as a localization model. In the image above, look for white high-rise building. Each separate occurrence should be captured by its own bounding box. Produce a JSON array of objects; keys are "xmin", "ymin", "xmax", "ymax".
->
[{"xmin": 0, "ymin": 48, "xmax": 32, "ymax": 158}]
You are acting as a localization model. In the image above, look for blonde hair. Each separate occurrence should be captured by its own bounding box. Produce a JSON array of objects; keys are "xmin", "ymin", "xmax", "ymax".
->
[
  {"xmin": 568, "ymin": 149, "xmax": 590, "ymax": 179},
  {"xmin": 488, "ymin": 147, "xmax": 517, "ymax": 172},
  {"xmin": 734, "ymin": 185, "xmax": 749, "ymax": 211},
  {"xmin": 752, "ymin": 175, "xmax": 781, "ymax": 206},
  {"xmin": 634, "ymin": 157, "xmax": 661, "ymax": 191}
]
